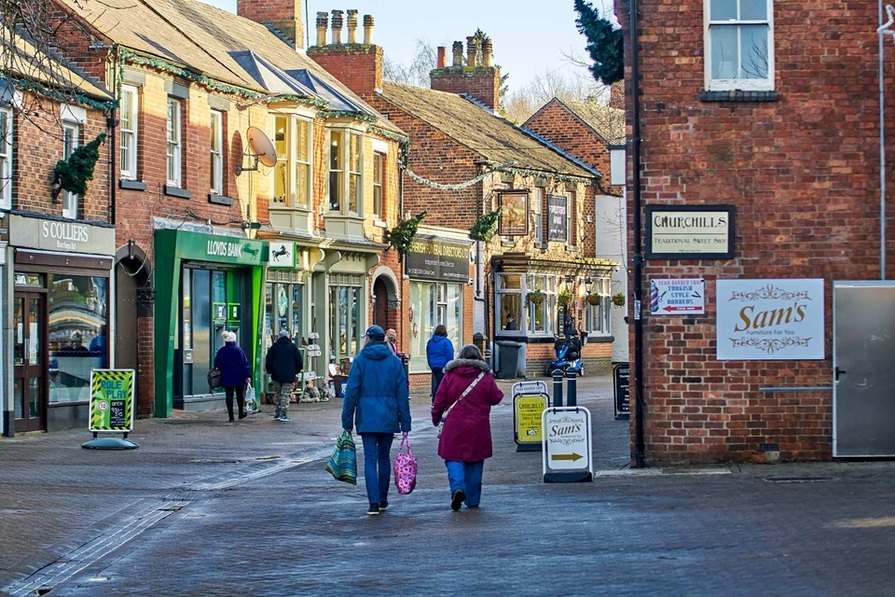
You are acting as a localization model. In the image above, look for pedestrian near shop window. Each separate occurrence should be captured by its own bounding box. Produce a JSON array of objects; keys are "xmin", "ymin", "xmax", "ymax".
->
[
  {"xmin": 214, "ymin": 331, "xmax": 252, "ymax": 422},
  {"xmin": 265, "ymin": 329, "xmax": 303, "ymax": 422},
  {"xmin": 341, "ymin": 325, "xmax": 411, "ymax": 515},
  {"xmin": 426, "ymin": 324, "xmax": 454, "ymax": 403},
  {"xmin": 432, "ymin": 344, "xmax": 504, "ymax": 511}
]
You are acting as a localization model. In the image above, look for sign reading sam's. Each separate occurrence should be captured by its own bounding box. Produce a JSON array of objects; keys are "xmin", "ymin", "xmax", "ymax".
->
[{"xmin": 406, "ymin": 237, "xmax": 471, "ymax": 282}]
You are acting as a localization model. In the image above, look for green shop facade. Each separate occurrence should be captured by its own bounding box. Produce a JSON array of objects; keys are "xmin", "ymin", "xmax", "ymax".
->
[{"xmin": 153, "ymin": 228, "xmax": 267, "ymax": 417}]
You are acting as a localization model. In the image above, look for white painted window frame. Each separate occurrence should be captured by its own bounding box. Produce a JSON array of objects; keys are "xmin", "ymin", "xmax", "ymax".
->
[{"xmin": 704, "ymin": 0, "xmax": 774, "ymax": 92}]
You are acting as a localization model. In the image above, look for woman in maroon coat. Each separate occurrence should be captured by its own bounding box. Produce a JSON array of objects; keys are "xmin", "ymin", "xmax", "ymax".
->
[{"xmin": 431, "ymin": 344, "xmax": 504, "ymax": 511}]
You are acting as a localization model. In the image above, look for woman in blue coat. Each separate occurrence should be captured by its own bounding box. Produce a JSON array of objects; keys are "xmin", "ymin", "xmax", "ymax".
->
[
  {"xmin": 426, "ymin": 324, "xmax": 455, "ymax": 403},
  {"xmin": 341, "ymin": 325, "xmax": 411, "ymax": 515},
  {"xmin": 213, "ymin": 331, "xmax": 251, "ymax": 421}
]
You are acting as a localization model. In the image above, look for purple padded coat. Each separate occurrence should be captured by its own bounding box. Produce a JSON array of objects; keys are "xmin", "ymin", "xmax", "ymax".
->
[{"xmin": 431, "ymin": 358, "xmax": 504, "ymax": 462}]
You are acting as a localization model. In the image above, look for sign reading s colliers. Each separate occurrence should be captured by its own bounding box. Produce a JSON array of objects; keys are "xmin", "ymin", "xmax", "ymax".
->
[
  {"xmin": 9, "ymin": 213, "xmax": 115, "ymax": 254},
  {"xmin": 646, "ymin": 205, "xmax": 735, "ymax": 259},
  {"xmin": 406, "ymin": 237, "xmax": 471, "ymax": 281}
]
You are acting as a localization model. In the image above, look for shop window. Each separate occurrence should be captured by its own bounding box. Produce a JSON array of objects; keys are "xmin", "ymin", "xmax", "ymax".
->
[
  {"xmin": 48, "ymin": 275, "xmax": 108, "ymax": 404},
  {"xmin": 408, "ymin": 280, "xmax": 462, "ymax": 370},
  {"xmin": 496, "ymin": 273, "xmax": 522, "ymax": 333},
  {"xmin": 329, "ymin": 284, "xmax": 362, "ymax": 364}
]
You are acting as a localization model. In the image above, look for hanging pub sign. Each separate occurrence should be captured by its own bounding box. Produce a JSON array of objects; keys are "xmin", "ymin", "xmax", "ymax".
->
[
  {"xmin": 716, "ymin": 278, "xmax": 825, "ymax": 360},
  {"xmin": 498, "ymin": 190, "xmax": 529, "ymax": 236},
  {"xmin": 547, "ymin": 195, "xmax": 568, "ymax": 242},
  {"xmin": 646, "ymin": 205, "xmax": 735, "ymax": 259}
]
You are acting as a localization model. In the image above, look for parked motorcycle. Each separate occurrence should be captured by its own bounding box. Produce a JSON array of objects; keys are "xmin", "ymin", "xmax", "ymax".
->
[{"xmin": 545, "ymin": 336, "xmax": 584, "ymax": 377}]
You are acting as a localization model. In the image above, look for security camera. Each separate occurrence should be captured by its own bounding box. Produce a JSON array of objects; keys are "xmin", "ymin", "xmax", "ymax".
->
[{"xmin": 468, "ymin": 278, "xmax": 474, "ymax": 285}]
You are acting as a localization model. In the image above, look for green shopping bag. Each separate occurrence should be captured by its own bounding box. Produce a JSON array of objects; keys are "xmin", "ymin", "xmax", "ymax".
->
[{"xmin": 325, "ymin": 430, "xmax": 357, "ymax": 485}]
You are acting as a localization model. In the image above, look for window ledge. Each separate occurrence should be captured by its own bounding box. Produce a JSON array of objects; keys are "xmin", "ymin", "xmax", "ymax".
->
[
  {"xmin": 373, "ymin": 219, "xmax": 387, "ymax": 228},
  {"xmin": 208, "ymin": 193, "xmax": 233, "ymax": 206},
  {"xmin": 699, "ymin": 90, "xmax": 778, "ymax": 102},
  {"xmin": 164, "ymin": 185, "xmax": 192, "ymax": 199},
  {"xmin": 119, "ymin": 179, "xmax": 147, "ymax": 191}
]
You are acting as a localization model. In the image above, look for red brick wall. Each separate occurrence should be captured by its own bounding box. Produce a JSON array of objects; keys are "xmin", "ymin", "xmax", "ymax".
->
[
  {"xmin": 430, "ymin": 66, "xmax": 500, "ymax": 111},
  {"xmin": 615, "ymin": 1, "xmax": 886, "ymax": 464},
  {"xmin": 308, "ymin": 45, "xmax": 383, "ymax": 95}
]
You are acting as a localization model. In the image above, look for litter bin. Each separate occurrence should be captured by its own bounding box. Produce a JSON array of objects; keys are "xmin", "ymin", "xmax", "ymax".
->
[{"xmin": 496, "ymin": 340, "xmax": 522, "ymax": 379}]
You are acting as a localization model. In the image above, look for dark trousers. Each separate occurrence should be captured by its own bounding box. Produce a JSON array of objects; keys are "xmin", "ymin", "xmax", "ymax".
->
[
  {"xmin": 224, "ymin": 384, "xmax": 246, "ymax": 420},
  {"xmin": 431, "ymin": 367, "xmax": 445, "ymax": 401}
]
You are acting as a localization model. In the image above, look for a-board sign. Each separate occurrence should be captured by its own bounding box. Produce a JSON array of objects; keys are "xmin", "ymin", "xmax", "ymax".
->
[
  {"xmin": 542, "ymin": 406, "xmax": 593, "ymax": 483},
  {"xmin": 89, "ymin": 369, "xmax": 135, "ymax": 433},
  {"xmin": 514, "ymin": 393, "xmax": 548, "ymax": 451},
  {"xmin": 613, "ymin": 363, "xmax": 630, "ymax": 420}
]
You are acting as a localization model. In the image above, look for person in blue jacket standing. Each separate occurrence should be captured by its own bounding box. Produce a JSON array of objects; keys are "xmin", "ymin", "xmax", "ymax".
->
[
  {"xmin": 341, "ymin": 325, "xmax": 411, "ymax": 516},
  {"xmin": 214, "ymin": 330, "xmax": 251, "ymax": 421},
  {"xmin": 426, "ymin": 324, "xmax": 454, "ymax": 403}
]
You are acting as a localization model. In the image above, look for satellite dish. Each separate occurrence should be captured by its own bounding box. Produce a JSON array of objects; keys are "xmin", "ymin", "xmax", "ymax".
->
[{"xmin": 237, "ymin": 126, "xmax": 278, "ymax": 175}]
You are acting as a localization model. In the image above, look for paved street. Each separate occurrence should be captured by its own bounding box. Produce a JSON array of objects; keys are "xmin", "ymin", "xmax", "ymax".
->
[{"xmin": 1, "ymin": 373, "xmax": 894, "ymax": 596}]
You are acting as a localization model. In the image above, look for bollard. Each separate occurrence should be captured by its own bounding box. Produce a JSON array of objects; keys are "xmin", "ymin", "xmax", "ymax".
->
[
  {"xmin": 552, "ymin": 370, "xmax": 564, "ymax": 407},
  {"xmin": 566, "ymin": 369, "xmax": 577, "ymax": 407}
]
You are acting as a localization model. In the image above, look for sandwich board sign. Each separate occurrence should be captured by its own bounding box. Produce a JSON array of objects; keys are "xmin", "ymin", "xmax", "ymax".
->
[
  {"xmin": 542, "ymin": 406, "xmax": 592, "ymax": 483},
  {"xmin": 513, "ymin": 380, "xmax": 549, "ymax": 452},
  {"xmin": 83, "ymin": 369, "xmax": 139, "ymax": 450}
]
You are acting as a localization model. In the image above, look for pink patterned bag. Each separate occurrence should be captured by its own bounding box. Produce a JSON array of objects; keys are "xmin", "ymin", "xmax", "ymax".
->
[{"xmin": 393, "ymin": 433, "xmax": 418, "ymax": 495}]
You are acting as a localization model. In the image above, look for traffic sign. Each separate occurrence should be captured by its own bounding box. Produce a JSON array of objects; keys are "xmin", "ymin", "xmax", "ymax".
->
[{"xmin": 542, "ymin": 406, "xmax": 592, "ymax": 483}]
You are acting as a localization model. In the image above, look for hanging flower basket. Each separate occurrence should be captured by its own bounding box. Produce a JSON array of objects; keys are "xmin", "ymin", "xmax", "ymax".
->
[
  {"xmin": 612, "ymin": 292, "xmax": 626, "ymax": 307},
  {"xmin": 527, "ymin": 289, "xmax": 545, "ymax": 305},
  {"xmin": 557, "ymin": 289, "xmax": 574, "ymax": 307},
  {"xmin": 586, "ymin": 293, "xmax": 601, "ymax": 306}
]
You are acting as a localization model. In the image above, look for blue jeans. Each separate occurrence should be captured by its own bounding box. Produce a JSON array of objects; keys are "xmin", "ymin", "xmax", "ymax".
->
[
  {"xmin": 445, "ymin": 460, "xmax": 485, "ymax": 507},
  {"xmin": 361, "ymin": 433, "xmax": 395, "ymax": 506}
]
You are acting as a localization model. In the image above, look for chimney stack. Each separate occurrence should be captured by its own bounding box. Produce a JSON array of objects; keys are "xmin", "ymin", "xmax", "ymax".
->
[
  {"xmin": 308, "ymin": 13, "xmax": 383, "ymax": 96},
  {"xmin": 431, "ymin": 34, "xmax": 501, "ymax": 111},
  {"xmin": 346, "ymin": 10, "xmax": 358, "ymax": 43},
  {"xmin": 315, "ymin": 12, "xmax": 328, "ymax": 47},
  {"xmin": 237, "ymin": 0, "xmax": 305, "ymax": 50},
  {"xmin": 436, "ymin": 46, "xmax": 446, "ymax": 69}
]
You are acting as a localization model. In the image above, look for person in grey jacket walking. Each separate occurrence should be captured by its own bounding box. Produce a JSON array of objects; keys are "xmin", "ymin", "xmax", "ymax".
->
[
  {"xmin": 265, "ymin": 329, "xmax": 303, "ymax": 422},
  {"xmin": 341, "ymin": 325, "xmax": 411, "ymax": 515}
]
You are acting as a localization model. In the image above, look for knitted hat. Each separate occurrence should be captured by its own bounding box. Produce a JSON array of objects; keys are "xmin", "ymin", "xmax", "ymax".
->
[{"xmin": 223, "ymin": 331, "xmax": 237, "ymax": 343}]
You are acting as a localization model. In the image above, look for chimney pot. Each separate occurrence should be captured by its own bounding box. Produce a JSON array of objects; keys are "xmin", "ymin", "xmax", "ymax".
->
[
  {"xmin": 451, "ymin": 41, "xmax": 463, "ymax": 67},
  {"xmin": 482, "ymin": 39, "xmax": 493, "ymax": 67},
  {"xmin": 436, "ymin": 46, "xmax": 446, "ymax": 69},
  {"xmin": 346, "ymin": 9, "xmax": 358, "ymax": 43},
  {"xmin": 315, "ymin": 12, "xmax": 328, "ymax": 47},
  {"xmin": 331, "ymin": 10, "xmax": 343, "ymax": 44},
  {"xmin": 363, "ymin": 14, "xmax": 374, "ymax": 44},
  {"xmin": 466, "ymin": 36, "xmax": 478, "ymax": 67}
]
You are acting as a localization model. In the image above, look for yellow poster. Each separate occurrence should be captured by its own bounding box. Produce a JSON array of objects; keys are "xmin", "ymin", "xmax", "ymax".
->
[{"xmin": 515, "ymin": 394, "xmax": 548, "ymax": 444}]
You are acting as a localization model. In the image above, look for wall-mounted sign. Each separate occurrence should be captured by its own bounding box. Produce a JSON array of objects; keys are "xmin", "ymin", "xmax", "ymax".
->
[
  {"xmin": 268, "ymin": 241, "xmax": 296, "ymax": 269},
  {"xmin": 547, "ymin": 195, "xmax": 568, "ymax": 242},
  {"xmin": 649, "ymin": 278, "xmax": 705, "ymax": 315},
  {"xmin": 498, "ymin": 190, "xmax": 529, "ymax": 236},
  {"xmin": 406, "ymin": 237, "xmax": 471, "ymax": 282},
  {"xmin": 716, "ymin": 279, "xmax": 825, "ymax": 360},
  {"xmin": 9, "ymin": 213, "xmax": 116, "ymax": 255},
  {"xmin": 646, "ymin": 205, "xmax": 734, "ymax": 259}
]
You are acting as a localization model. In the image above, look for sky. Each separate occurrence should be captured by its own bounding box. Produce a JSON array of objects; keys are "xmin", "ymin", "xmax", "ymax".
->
[{"xmin": 200, "ymin": 0, "xmax": 602, "ymax": 96}]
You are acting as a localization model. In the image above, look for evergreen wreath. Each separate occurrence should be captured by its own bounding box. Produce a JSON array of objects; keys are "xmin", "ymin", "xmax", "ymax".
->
[
  {"xmin": 469, "ymin": 207, "xmax": 501, "ymax": 242},
  {"xmin": 385, "ymin": 211, "xmax": 427, "ymax": 257},
  {"xmin": 52, "ymin": 133, "xmax": 107, "ymax": 200}
]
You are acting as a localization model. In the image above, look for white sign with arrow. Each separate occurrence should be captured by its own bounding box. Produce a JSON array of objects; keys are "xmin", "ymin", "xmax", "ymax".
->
[{"xmin": 541, "ymin": 406, "xmax": 593, "ymax": 483}]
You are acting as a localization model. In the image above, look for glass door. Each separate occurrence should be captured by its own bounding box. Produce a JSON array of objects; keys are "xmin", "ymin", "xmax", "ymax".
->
[{"xmin": 13, "ymin": 292, "xmax": 47, "ymax": 432}]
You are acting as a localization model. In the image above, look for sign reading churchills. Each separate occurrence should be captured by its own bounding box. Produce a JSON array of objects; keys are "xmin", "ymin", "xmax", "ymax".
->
[
  {"xmin": 646, "ymin": 205, "xmax": 734, "ymax": 259},
  {"xmin": 716, "ymin": 279, "xmax": 824, "ymax": 360}
]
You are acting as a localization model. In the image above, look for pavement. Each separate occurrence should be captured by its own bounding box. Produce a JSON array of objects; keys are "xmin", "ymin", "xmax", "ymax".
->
[{"xmin": 1, "ymin": 372, "xmax": 894, "ymax": 596}]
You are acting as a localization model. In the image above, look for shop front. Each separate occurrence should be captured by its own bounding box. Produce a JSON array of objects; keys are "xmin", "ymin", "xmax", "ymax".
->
[
  {"xmin": 405, "ymin": 235, "xmax": 473, "ymax": 375},
  {"xmin": 7, "ymin": 214, "xmax": 116, "ymax": 434},
  {"xmin": 153, "ymin": 227, "xmax": 266, "ymax": 417}
]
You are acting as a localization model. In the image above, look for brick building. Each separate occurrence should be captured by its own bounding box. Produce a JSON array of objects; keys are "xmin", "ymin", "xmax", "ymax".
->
[
  {"xmin": 1, "ymin": 25, "xmax": 115, "ymax": 434},
  {"xmin": 309, "ymin": 12, "xmax": 619, "ymax": 379},
  {"xmin": 616, "ymin": 0, "xmax": 895, "ymax": 463}
]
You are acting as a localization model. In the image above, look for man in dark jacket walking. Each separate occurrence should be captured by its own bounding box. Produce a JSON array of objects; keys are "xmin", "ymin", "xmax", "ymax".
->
[{"xmin": 265, "ymin": 329, "xmax": 303, "ymax": 422}]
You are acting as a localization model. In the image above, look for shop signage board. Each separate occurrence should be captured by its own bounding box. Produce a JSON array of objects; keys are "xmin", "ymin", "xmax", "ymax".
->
[
  {"xmin": 268, "ymin": 241, "xmax": 296, "ymax": 269},
  {"xmin": 613, "ymin": 363, "xmax": 630, "ymax": 420},
  {"xmin": 513, "ymin": 380, "xmax": 549, "ymax": 452},
  {"xmin": 716, "ymin": 278, "xmax": 824, "ymax": 360},
  {"xmin": 83, "ymin": 369, "xmax": 138, "ymax": 449},
  {"xmin": 649, "ymin": 278, "xmax": 705, "ymax": 315},
  {"xmin": 646, "ymin": 205, "xmax": 734, "ymax": 259},
  {"xmin": 405, "ymin": 237, "xmax": 471, "ymax": 282},
  {"xmin": 542, "ymin": 406, "xmax": 593, "ymax": 483}
]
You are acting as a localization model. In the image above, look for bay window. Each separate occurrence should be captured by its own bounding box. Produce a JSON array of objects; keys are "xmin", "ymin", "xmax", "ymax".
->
[
  {"xmin": 273, "ymin": 115, "xmax": 311, "ymax": 208},
  {"xmin": 328, "ymin": 129, "xmax": 362, "ymax": 215}
]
